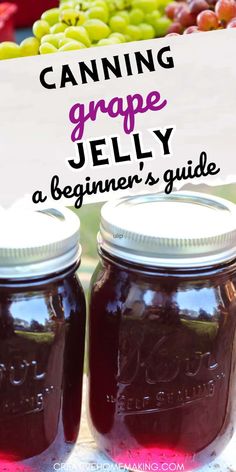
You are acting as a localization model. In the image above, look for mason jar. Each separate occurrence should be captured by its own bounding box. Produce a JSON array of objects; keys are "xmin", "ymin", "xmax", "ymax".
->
[
  {"xmin": 88, "ymin": 192, "xmax": 236, "ymax": 471},
  {"xmin": 0, "ymin": 208, "xmax": 86, "ymax": 470}
]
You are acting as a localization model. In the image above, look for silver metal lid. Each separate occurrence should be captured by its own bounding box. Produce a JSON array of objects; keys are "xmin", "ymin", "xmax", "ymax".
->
[
  {"xmin": 0, "ymin": 207, "xmax": 81, "ymax": 279},
  {"xmin": 98, "ymin": 192, "xmax": 236, "ymax": 269}
]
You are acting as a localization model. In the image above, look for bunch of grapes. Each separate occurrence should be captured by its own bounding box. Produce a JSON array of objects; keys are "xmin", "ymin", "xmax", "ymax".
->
[
  {"xmin": 165, "ymin": 0, "xmax": 236, "ymax": 34},
  {"xmin": 0, "ymin": 0, "xmax": 175, "ymax": 59}
]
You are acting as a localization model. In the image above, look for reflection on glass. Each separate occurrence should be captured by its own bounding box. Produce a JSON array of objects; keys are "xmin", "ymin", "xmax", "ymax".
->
[
  {"xmin": 0, "ymin": 273, "xmax": 85, "ymax": 469},
  {"xmin": 89, "ymin": 262, "xmax": 236, "ymax": 471}
]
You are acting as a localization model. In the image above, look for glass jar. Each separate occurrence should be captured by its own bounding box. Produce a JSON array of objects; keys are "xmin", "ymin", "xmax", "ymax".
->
[
  {"xmin": 88, "ymin": 192, "xmax": 236, "ymax": 472},
  {"xmin": 0, "ymin": 208, "xmax": 86, "ymax": 471}
]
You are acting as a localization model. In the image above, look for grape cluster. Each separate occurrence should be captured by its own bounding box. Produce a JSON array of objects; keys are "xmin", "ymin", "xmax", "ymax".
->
[
  {"xmin": 165, "ymin": 0, "xmax": 236, "ymax": 34},
  {"xmin": 0, "ymin": 0, "xmax": 174, "ymax": 59}
]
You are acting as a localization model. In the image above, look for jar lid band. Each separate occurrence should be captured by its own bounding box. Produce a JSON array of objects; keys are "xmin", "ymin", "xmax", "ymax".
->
[
  {"xmin": 98, "ymin": 192, "xmax": 236, "ymax": 269},
  {"xmin": 0, "ymin": 208, "xmax": 81, "ymax": 279}
]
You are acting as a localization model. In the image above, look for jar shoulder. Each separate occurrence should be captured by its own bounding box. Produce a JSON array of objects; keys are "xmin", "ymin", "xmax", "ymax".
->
[
  {"xmin": 89, "ymin": 260, "xmax": 236, "ymax": 323},
  {"xmin": 0, "ymin": 272, "xmax": 86, "ymax": 330}
]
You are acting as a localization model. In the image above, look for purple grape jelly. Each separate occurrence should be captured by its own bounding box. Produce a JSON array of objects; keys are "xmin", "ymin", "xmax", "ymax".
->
[
  {"xmin": 0, "ymin": 208, "xmax": 86, "ymax": 471},
  {"xmin": 88, "ymin": 192, "xmax": 236, "ymax": 472}
]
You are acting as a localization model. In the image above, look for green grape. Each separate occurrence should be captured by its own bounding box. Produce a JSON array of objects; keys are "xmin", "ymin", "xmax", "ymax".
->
[
  {"xmin": 145, "ymin": 10, "xmax": 161, "ymax": 26},
  {"xmin": 84, "ymin": 19, "xmax": 110, "ymax": 40},
  {"xmin": 59, "ymin": 40, "xmax": 87, "ymax": 51},
  {"xmin": 109, "ymin": 14, "xmax": 128, "ymax": 32},
  {"xmin": 60, "ymin": 9, "xmax": 86, "ymax": 26},
  {"xmin": 41, "ymin": 8, "xmax": 60, "ymax": 26},
  {"xmin": 59, "ymin": 2, "xmax": 76, "ymax": 11},
  {"xmin": 76, "ymin": 0, "xmax": 92, "ymax": 10},
  {"xmin": 65, "ymin": 26, "xmax": 91, "ymax": 46},
  {"xmin": 132, "ymin": 0, "xmax": 158, "ymax": 13},
  {"xmin": 41, "ymin": 33, "xmax": 65, "ymax": 47},
  {"xmin": 59, "ymin": 37, "xmax": 74, "ymax": 46},
  {"xmin": 33, "ymin": 20, "xmax": 50, "ymax": 39},
  {"xmin": 139, "ymin": 22, "xmax": 155, "ymax": 38},
  {"xmin": 91, "ymin": 0, "xmax": 108, "ymax": 9},
  {"xmin": 115, "ymin": 0, "xmax": 132, "ymax": 9},
  {"xmin": 154, "ymin": 16, "xmax": 172, "ymax": 35},
  {"xmin": 60, "ymin": 0, "xmax": 76, "ymax": 5},
  {"xmin": 97, "ymin": 36, "xmax": 122, "ymax": 45},
  {"xmin": 0, "ymin": 42, "xmax": 21, "ymax": 60},
  {"xmin": 109, "ymin": 31, "xmax": 126, "ymax": 41},
  {"xmin": 124, "ymin": 33, "xmax": 132, "ymax": 40},
  {"xmin": 20, "ymin": 37, "xmax": 40, "ymax": 56},
  {"xmin": 118, "ymin": 10, "xmax": 130, "ymax": 22},
  {"xmin": 86, "ymin": 6, "xmax": 109, "ymax": 22},
  {"xmin": 39, "ymin": 42, "xmax": 58, "ymax": 54},
  {"xmin": 50, "ymin": 22, "xmax": 68, "ymax": 33},
  {"xmin": 129, "ymin": 8, "xmax": 144, "ymax": 24},
  {"xmin": 105, "ymin": 0, "xmax": 116, "ymax": 13},
  {"xmin": 156, "ymin": 0, "xmax": 172, "ymax": 13},
  {"xmin": 90, "ymin": 0, "xmax": 109, "ymax": 13},
  {"xmin": 125, "ymin": 24, "xmax": 142, "ymax": 39}
]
